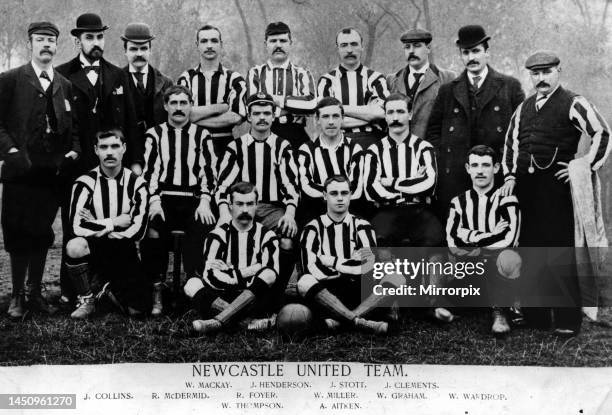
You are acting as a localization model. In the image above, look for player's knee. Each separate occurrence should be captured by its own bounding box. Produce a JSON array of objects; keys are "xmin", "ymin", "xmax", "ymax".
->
[
  {"xmin": 257, "ymin": 269, "xmax": 277, "ymax": 286},
  {"xmin": 496, "ymin": 249, "xmax": 521, "ymax": 280},
  {"xmin": 147, "ymin": 228, "xmax": 160, "ymax": 239},
  {"xmin": 380, "ymin": 273, "xmax": 406, "ymax": 288},
  {"xmin": 66, "ymin": 237, "xmax": 90, "ymax": 259},
  {"xmin": 184, "ymin": 277, "xmax": 204, "ymax": 298},
  {"xmin": 279, "ymin": 238, "xmax": 293, "ymax": 251},
  {"xmin": 297, "ymin": 274, "xmax": 317, "ymax": 297}
]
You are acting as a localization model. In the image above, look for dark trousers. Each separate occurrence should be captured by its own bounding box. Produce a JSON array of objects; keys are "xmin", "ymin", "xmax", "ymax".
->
[
  {"xmin": 272, "ymin": 122, "xmax": 311, "ymax": 150},
  {"xmin": 371, "ymin": 205, "xmax": 444, "ymax": 247},
  {"xmin": 517, "ymin": 169, "xmax": 581, "ymax": 331}
]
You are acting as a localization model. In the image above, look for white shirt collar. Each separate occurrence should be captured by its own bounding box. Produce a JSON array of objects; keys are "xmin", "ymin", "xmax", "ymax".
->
[
  {"xmin": 79, "ymin": 53, "xmax": 100, "ymax": 67},
  {"xmin": 266, "ymin": 59, "xmax": 290, "ymax": 70},
  {"xmin": 319, "ymin": 134, "xmax": 346, "ymax": 150},
  {"xmin": 31, "ymin": 61, "xmax": 54, "ymax": 81},
  {"xmin": 129, "ymin": 63, "xmax": 149, "ymax": 74},
  {"xmin": 411, "ymin": 62, "xmax": 430, "ymax": 75},
  {"xmin": 467, "ymin": 65, "xmax": 488, "ymax": 87},
  {"xmin": 537, "ymin": 84, "xmax": 560, "ymax": 100}
]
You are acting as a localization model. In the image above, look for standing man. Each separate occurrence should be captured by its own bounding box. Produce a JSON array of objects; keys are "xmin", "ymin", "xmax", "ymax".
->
[
  {"xmin": 177, "ymin": 25, "xmax": 246, "ymax": 158},
  {"xmin": 387, "ymin": 28, "xmax": 456, "ymax": 139},
  {"xmin": 427, "ymin": 25, "xmax": 524, "ymax": 218},
  {"xmin": 216, "ymin": 93, "xmax": 300, "ymax": 305},
  {"xmin": 141, "ymin": 85, "xmax": 217, "ymax": 316},
  {"xmin": 501, "ymin": 51, "xmax": 611, "ymax": 336},
  {"xmin": 184, "ymin": 182, "xmax": 279, "ymax": 334},
  {"xmin": 297, "ymin": 97, "xmax": 364, "ymax": 222},
  {"xmin": 0, "ymin": 22, "xmax": 79, "ymax": 318},
  {"xmin": 56, "ymin": 13, "xmax": 141, "ymax": 306},
  {"xmin": 247, "ymin": 22, "xmax": 317, "ymax": 150},
  {"xmin": 122, "ymin": 22, "xmax": 173, "ymax": 140},
  {"xmin": 318, "ymin": 27, "xmax": 390, "ymax": 150},
  {"xmin": 65, "ymin": 129, "xmax": 149, "ymax": 319}
]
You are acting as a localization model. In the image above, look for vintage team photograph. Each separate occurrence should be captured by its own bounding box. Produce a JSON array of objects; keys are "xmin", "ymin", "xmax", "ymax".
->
[{"xmin": 0, "ymin": 0, "xmax": 610, "ymax": 367}]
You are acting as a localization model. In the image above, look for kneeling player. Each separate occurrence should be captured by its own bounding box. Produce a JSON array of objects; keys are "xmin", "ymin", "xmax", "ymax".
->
[
  {"xmin": 446, "ymin": 145, "xmax": 521, "ymax": 335},
  {"xmin": 298, "ymin": 175, "xmax": 404, "ymax": 335},
  {"xmin": 65, "ymin": 130, "xmax": 149, "ymax": 319},
  {"xmin": 184, "ymin": 182, "xmax": 279, "ymax": 334}
]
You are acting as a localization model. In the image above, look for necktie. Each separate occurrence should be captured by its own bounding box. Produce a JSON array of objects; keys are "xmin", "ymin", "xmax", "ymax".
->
[
  {"xmin": 536, "ymin": 95, "xmax": 547, "ymax": 111},
  {"xmin": 40, "ymin": 71, "xmax": 50, "ymax": 81},
  {"xmin": 411, "ymin": 72, "xmax": 423, "ymax": 89},
  {"xmin": 83, "ymin": 66, "xmax": 100, "ymax": 74},
  {"xmin": 133, "ymin": 72, "xmax": 145, "ymax": 94},
  {"xmin": 472, "ymin": 75, "xmax": 482, "ymax": 89}
]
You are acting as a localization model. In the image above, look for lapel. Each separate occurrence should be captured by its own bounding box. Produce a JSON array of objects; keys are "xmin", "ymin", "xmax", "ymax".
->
[
  {"xmin": 23, "ymin": 63, "xmax": 45, "ymax": 94},
  {"xmin": 66, "ymin": 56, "xmax": 92, "ymax": 97},
  {"xmin": 151, "ymin": 65, "xmax": 165, "ymax": 95},
  {"xmin": 100, "ymin": 58, "xmax": 117, "ymax": 99},
  {"xmin": 396, "ymin": 67, "xmax": 409, "ymax": 94},
  {"xmin": 452, "ymin": 71, "xmax": 471, "ymax": 116},
  {"xmin": 416, "ymin": 66, "xmax": 438, "ymax": 95},
  {"xmin": 476, "ymin": 66, "xmax": 503, "ymax": 110}
]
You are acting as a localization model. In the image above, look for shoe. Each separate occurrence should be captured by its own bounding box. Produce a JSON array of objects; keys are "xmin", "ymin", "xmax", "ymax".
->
[
  {"xmin": 192, "ymin": 319, "xmax": 222, "ymax": 334},
  {"xmin": 246, "ymin": 314, "xmax": 277, "ymax": 331},
  {"xmin": 553, "ymin": 328, "xmax": 578, "ymax": 338},
  {"xmin": 7, "ymin": 295, "xmax": 26, "ymax": 319},
  {"xmin": 151, "ymin": 283, "xmax": 164, "ymax": 317},
  {"xmin": 71, "ymin": 295, "xmax": 95, "ymax": 319},
  {"xmin": 354, "ymin": 317, "xmax": 388, "ymax": 335},
  {"xmin": 387, "ymin": 304, "xmax": 401, "ymax": 322},
  {"xmin": 434, "ymin": 307, "xmax": 454, "ymax": 323},
  {"xmin": 96, "ymin": 282, "xmax": 126, "ymax": 314},
  {"xmin": 324, "ymin": 318, "xmax": 341, "ymax": 331},
  {"xmin": 509, "ymin": 306, "xmax": 526, "ymax": 327},
  {"xmin": 491, "ymin": 308, "xmax": 511, "ymax": 335},
  {"xmin": 27, "ymin": 292, "xmax": 58, "ymax": 315}
]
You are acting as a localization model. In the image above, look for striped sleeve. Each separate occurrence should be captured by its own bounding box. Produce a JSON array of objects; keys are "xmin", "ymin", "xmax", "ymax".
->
[
  {"xmin": 355, "ymin": 218, "xmax": 377, "ymax": 249},
  {"xmin": 198, "ymin": 131, "xmax": 218, "ymax": 201},
  {"xmin": 485, "ymin": 195, "xmax": 520, "ymax": 249},
  {"xmin": 176, "ymin": 69, "xmax": 191, "ymax": 89},
  {"xmin": 445, "ymin": 197, "xmax": 465, "ymax": 247},
  {"xmin": 70, "ymin": 176, "xmax": 109, "ymax": 238},
  {"xmin": 260, "ymin": 229, "xmax": 280, "ymax": 276},
  {"xmin": 364, "ymin": 145, "xmax": 401, "ymax": 203},
  {"xmin": 297, "ymin": 143, "xmax": 324, "ymax": 199},
  {"xmin": 203, "ymin": 229, "xmax": 240, "ymax": 289},
  {"xmin": 246, "ymin": 66, "xmax": 259, "ymax": 97},
  {"xmin": 285, "ymin": 66, "xmax": 317, "ymax": 113},
  {"xmin": 317, "ymin": 75, "xmax": 333, "ymax": 98},
  {"xmin": 300, "ymin": 223, "xmax": 339, "ymax": 281},
  {"xmin": 112, "ymin": 176, "xmax": 149, "ymax": 241},
  {"xmin": 278, "ymin": 141, "xmax": 300, "ymax": 208},
  {"xmin": 349, "ymin": 143, "xmax": 364, "ymax": 200},
  {"xmin": 502, "ymin": 103, "xmax": 523, "ymax": 178},
  {"xmin": 569, "ymin": 96, "xmax": 612, "ymax": 171},
  {"xmin": 368, "ymin": 71, "xmax": 390, "ymax": 105},
  {"xmin": 228, "ymin": 72, "xmax": 247, "ymax": 117},
  {"xmin": 215, "ymin": 141, "xmax": 241, "ymax": 207},
  {"xmin": 142, "ymin": 127, "xmax": 162, "ymax": 203},
  {"xmin": 393, "ymin": 145, "xmax": 436, "ymax": 195}
]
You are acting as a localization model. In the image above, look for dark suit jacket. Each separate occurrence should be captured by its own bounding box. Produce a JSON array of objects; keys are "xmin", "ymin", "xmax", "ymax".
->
[
  {"xmin": 56, "ymin": 56, "xmax": 141, "ymax": 172},
  {"xmin": 0, "ymin": 63, "xmax": 80, "ymax": 181},
  {"xmin": 426, "ymin": 66, "xmax": 524, "ymax": 212},
  {"xmin": 123, "ymin": 64, "xmax": 173, "ymax": 132},
  {"xmin": 387, "ymin": 64, "xmax": 457, "ymax": 139}
]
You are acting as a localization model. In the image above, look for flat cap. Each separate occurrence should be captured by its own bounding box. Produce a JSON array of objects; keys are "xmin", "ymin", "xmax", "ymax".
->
[
  {"xmin": 121, "ymin": 22, "xmax": 155, "ymax": 43},
  {"xmin": 246, "ymin": 92, "xmax": 276, "ymax": 110},
  {"xmin": 525, "ymin": 50, "xmax": 560, "ymax": 70},
  {"xmin": 400, "ymin": 28, "xmax": 432, "ymax": 44},
  {"xmin": 265, "ymin": 21, "xmax": 290, "ymax": 38},
  {"xmin": 28, "ymin": 21, "xmax": 59, "ymax": 37}
]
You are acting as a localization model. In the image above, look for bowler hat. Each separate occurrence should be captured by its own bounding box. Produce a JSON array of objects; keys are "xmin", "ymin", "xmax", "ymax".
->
[
  {"xmin": 121, "ymin": 22, "xmax": 155, "ymax": 43},
  {"xmin": 456, "ymin": 25, "xmax": 490, "ymax": 49},
  {"xmin": 70, "ymin": 13, "xmax": 109, "ymax": 36},
  {"xmin": 400, "ymin": 28, "xmax": 432, "ymax": 44},
  {"xmin": 28, "ymin": 21, "xmax": 60, "ymax": 37},
  {"xmin": 525, "ymin": 50, "xmax": 560, "ymax": 70}
]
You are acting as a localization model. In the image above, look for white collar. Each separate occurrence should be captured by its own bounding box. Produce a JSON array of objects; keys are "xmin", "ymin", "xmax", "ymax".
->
[
  {"xmin": 79, "ymin": 53, "xmax": 100, "ymax": 67},
  {"xmin": 31, "ymin": 61, "xmax": 54, "ymax": 81},
  {"xmin": 467, "ymin": 65, "xmax": 488, "ymax": 85},
  {"xmin": 129, "ymin": 63, "xmax": 148, "ymax": 74},
  {"xmin": 411, "ymin": 62, "xmax": 430, "ymax": 75},
  {"xmin": 266, "ymin": 59, "xmax": 290, "ymax": 70},
  {"xmin": 537, "ymin": 84, "xmax": 560, "ymax": 100},
  {"xmin": 319, "ymin": 134, "xmax": 346, "ymax": 150}
]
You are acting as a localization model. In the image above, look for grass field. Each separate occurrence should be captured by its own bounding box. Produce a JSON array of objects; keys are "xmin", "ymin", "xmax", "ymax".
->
[{"xmin": 0, "ymin": 183, "xmax": 611, "ymax": 366}]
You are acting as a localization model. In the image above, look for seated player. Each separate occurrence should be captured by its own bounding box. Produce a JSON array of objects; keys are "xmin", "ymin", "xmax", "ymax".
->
[
  {"xmin": 446, "ymin": 145, "xmax": 521, "ymax": 335},
  {"xmin": 298, "ymin": 175, "xmax": 405, "ymax": 335},
  {"xmin": 216, "ymin": 93, "xmax": 300, "ymax": 305},
  {"xmin": 297, "ymin": 97, "xmax": 365, "ymax": 223},
  {"xmin": 184, "ymin": 182, "xmax": 279, "ymax": 334},
  {"xmin": 140, "ymin": 85, "xmax": 217, "ymax": 316},
  {"xmin": 65, "ymin": 130, "xmax": 149, "ymax": 319}
]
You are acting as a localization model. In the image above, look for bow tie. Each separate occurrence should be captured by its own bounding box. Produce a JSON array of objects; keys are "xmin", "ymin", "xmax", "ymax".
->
[{"xmin": 83, "ymin": 66, "xmax": 100, "ymax": 74}]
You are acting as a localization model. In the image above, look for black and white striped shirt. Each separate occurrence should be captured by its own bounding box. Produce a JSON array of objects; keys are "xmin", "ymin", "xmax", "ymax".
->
[
  {"xmin": 297, "ymin": 135, "xmax": 364, "ymax": 199},
  {"xmin": 246, "ymin": 61, "xmax": 317, "ymax": 123},
  {"xmin": 177, "ymin": 63, "xmax": 247, "ymax": 138},
  {"xmin": 446, "ymin": 188, "xmax": 520, "ymax": 249},
  {"xmin": 70, "ymin": 167, "xmax": 148, "ymax": 241},
  {"xmin": 317, "ymin": 64, "xmax": 389, "ymax": 133},
  {"xmin": 216, "ymin": 133, "xmax": 300, "ymax": 208},
  {"xmin": 142, "ymin": 122, "xmax": 217, "ymax": 204},
  {"xmin": 364, "ymin": 134, "xmax": 436, "ymax": 205},
  {"xmin": 300, "ymin": 213, "xmax": 377, "ymax": 281},
  {"xmin": 203, "ymin": 221, "xmax": 279, "ymax": 290}
]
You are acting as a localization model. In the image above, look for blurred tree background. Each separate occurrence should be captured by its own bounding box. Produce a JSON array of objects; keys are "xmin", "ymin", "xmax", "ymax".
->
[{"xmin": 1, "ymin": 0, "xmax": 612, "ymax": 222}]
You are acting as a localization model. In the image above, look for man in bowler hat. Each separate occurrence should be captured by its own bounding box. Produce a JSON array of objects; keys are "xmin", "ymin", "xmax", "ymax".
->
[{"xmin": 427, "ymin": 25, "xmax": 524, "ymax": 219}]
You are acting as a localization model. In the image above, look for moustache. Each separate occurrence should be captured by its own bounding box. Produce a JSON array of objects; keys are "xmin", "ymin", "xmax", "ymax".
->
[
  {"xmin": 173, "ymin": 111, "xmax": 186, "ymax": 116},
  {"xmin": 389, "ymin": 120, "xmax": 403, "ymax": 127},
  {"xmin": 536, "ymin": 81, "xmax": 550, "ymax": 88},
  {"xmin": 408, "ymin": 54, "xmax": 419, "ymax": 60},
  {"xmin": 345, "ymin": 53, "xmax": 356, "ymax": 58},
  {"xmin": 133, "ymin": 56, "xmax": 146, "ymax": 61},
  {"xmin": 237, "ymin": 213, "xmax": 252, "ymax": 221},
  {"xmin": 273, "ymin": 47, "xmax": 285, "ymax": 54},
  {"xmin": 467, "ymin": 60, "xmax": 479, "ymax": 66},
  {"xmin": 256, "ymin": 120, "xmax": 269, "ymax": 125},
  {"xmin": 104, "ymin": 157, "xmax": 116, "ymax": 161},
  {"xmin": 475, "ymin": 175, "xmax": 486, "ymax": 179}
]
